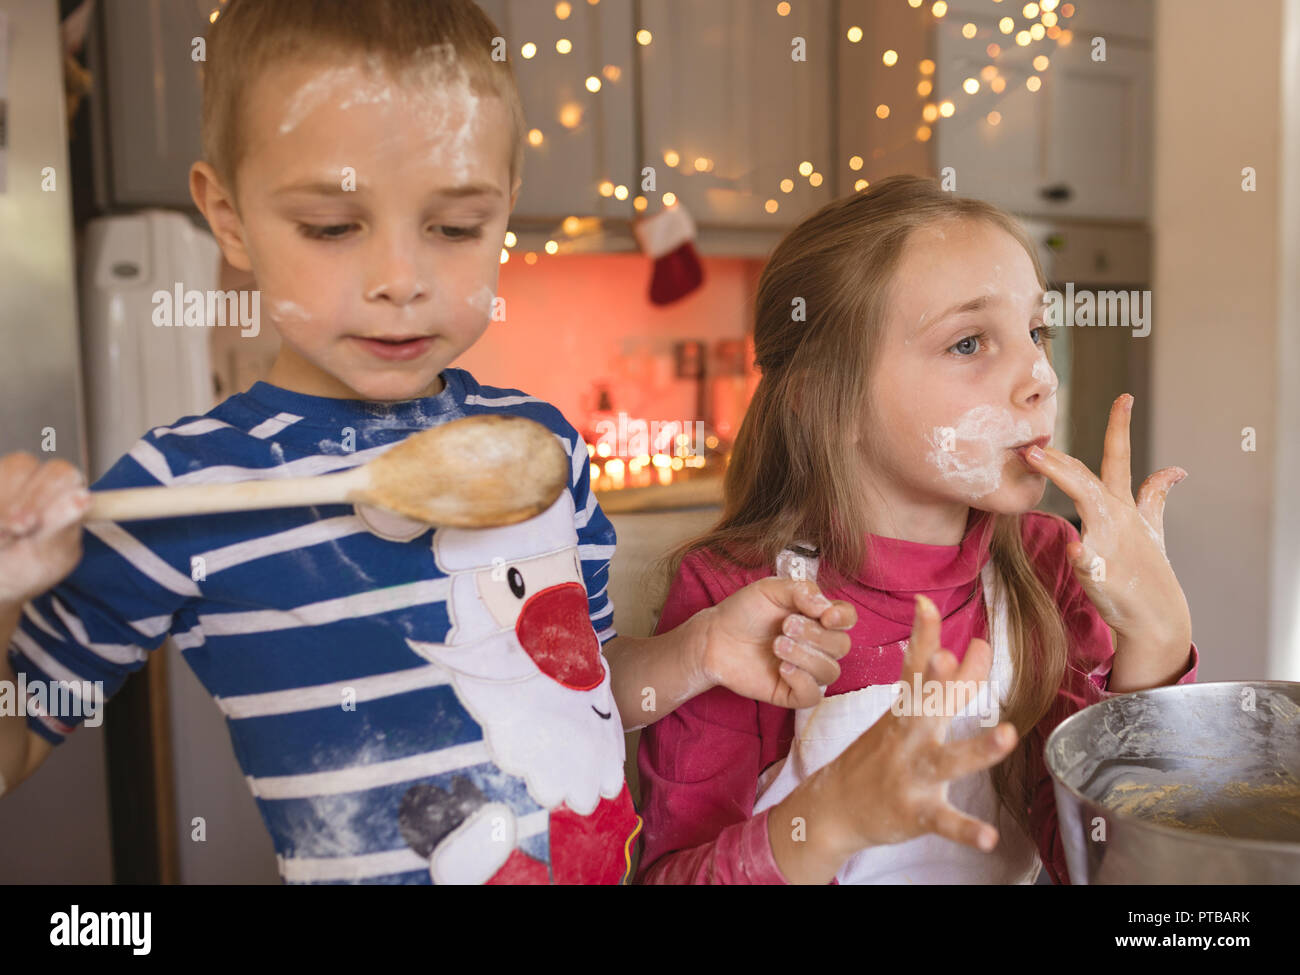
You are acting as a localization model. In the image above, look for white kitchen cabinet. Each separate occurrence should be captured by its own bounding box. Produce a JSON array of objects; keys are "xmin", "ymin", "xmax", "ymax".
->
[
  {"xmin": 935, "ymin": 8, "xmax": 1151, "ymax": 219},
  {"xmin": 476, "ymin": 0, "xmax": 638, "ymax": 224},
  {"xmin": 636, "ymin": 0, "xmax": 836, "ymax": 229}
]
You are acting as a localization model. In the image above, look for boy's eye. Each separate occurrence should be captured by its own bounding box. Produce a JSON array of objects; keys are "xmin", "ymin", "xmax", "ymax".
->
[
  {"xmin": 438, "ymin": 225, "xmax": 484, "ymax": 241},
  {"xmin": 298, "ymin": 223, "xmax": 356, "ymax": 241}
]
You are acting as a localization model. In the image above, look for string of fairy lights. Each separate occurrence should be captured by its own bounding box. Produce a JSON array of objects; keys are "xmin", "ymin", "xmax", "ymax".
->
[
  {"xmin": 504, "ymin": 0, "xmax": 1079, "ymax": 264},
  {"xmin": 207, "ymin": 0, "xmax": 1078, "ymax": 264}
]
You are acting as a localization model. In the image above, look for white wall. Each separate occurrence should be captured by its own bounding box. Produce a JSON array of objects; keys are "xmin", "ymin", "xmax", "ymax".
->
[{"xmin": 1152, "ymin": 0, "xmax": 1300, "ymax": 681}]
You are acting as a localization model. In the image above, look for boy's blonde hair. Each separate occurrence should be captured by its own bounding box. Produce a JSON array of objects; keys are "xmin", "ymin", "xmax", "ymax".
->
[
  {"xmin": 200, "ymin": 0, "xmax": 527, "ymax": 206},
  {"xmin": 662, "ymin": 175, "xmax": 1070, "ymax": 841}
]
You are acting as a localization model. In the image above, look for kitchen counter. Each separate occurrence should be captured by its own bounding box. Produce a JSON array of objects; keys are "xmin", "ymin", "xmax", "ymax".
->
[{"xmin": 594, "ymin": 476, "xmax": 724, "ymax": 514}]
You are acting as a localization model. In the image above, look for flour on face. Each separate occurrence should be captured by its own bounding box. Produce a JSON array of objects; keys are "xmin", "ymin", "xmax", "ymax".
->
[
  {"xmin": 276, "ymin": 45, "xmax": 484, "ymax": 184},
  {"xmin": 927, "ymin": 404, "xmax": 1034, "ymax": 500}
]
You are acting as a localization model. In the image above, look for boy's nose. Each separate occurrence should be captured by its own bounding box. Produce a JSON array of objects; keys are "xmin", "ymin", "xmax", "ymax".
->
[{"xmin": 365, "ymin": 239, "xmax": 429, "ymax": 305}]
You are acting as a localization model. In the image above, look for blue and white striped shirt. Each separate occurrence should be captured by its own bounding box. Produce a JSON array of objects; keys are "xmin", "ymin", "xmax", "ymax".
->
[{"xmin": 6, "ymin": 368, "xmax": 621, "ymax": 883}]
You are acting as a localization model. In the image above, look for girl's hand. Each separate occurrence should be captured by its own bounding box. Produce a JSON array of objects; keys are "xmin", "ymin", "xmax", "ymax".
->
[
  {"xmin": 783, "ymin": 595, "xmax": 1019, "ymax": 874},
  {"xmin": 0, "ymin": 453, "xmax": 92, "ymax": 607},
  {"xmin": 1020, "ymin": 394, "xmax": 1192, "ymax": 656},
  {"xmin": 697, "ymin": 578, "xmax": 856, "ymax": 709}
]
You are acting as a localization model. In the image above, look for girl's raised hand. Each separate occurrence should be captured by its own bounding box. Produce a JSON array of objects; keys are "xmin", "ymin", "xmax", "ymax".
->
[
  {"xmin": 807, "ymin": 594, "xmax": 1019, "ymax": 858},
  {"xmin": 1019, "ymin": 394, "xmax": 1191, "ymax": 659}
]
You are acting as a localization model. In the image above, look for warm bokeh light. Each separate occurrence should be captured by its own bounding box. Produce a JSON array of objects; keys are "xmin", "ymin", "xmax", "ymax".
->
[
  {"xmin": 990, "ymin": 75, "xmax": 1007, "ymax": 93},
  {"xmin": 636, "ymin": 28, "xmax": 652, "ymax": 45},
  {"xmin": 504, "ymin": 231, "xmax": 517, "ymax": 247},
  {"xmin": 916, "ymin": 125, "xmax": 932, "ymax": 142},
  {"xmin": 662, "ymin": 191, "xmax": 676, "ymax": 206},
  {"xmin": 524, "ymin": 252, "xmax": 538, "ymax": 264},
  {"xmin": 521, "ymin": 42, "xmax": 537, "ymax": 59},
  {"xmin": 545, "ymin": 239, "xmax": 559, "ymax": 255},
  {"xmin": 1030, "ymin": 22, "xmax": 1045, "ymax": 39},
  {"xmin": 633, "ymin": 196, "xmax": 648, "ymax": 212},
  {"xmin": 559, "ymin": 103, "xmax": 582, "ymax": 128},
  {"xmin": 809, "ymin": 172, "xmax": 823, "ymax": 187},
  {"xmin": 556, "ymin": 38, "xmax": 572, "ymax": 54},
  {"xmin": 1033, "ymin": 54, "xmax": 1049, "ymax": 70},
  {"xmin": 798, "ymin": 160, "xmax": 814, "ymax": 176},
  {"xmin": 917, "ymin": 79, "xmax": 933, "ymax": 96},
  {"xmin": 932, "ymin": 1, "xmax": 948, "ymax": 17},
  {"xmin": 919, "ymin": 58, "xmax": 936, "ymax": 75},
  {"xmin": 613, "ymin": 184, "xmax": 628, "ymax": 200},
  {"xmin": 1016, "ymin": 29, "xmax": 1031, "ymax": 45},
  {"xmin": 598, "ymin": 180, "xmax": 614, "ymax": 197},
  {"xmin": 922, "ymin": 103, "xmax": 939, "ymax": 122},
  {"xmin": 981, "ymin": 64, "xmax": 998, "ymax": 80},
  {"xmin": 563, "ymin": 216, "xmax": 582, "ymax": 235},
  {"xmin": 602, "ymin": 64, "xmax": 622, "ymax": 81},
  {"xmin": 527, "ymin": 128, "xmax": 544, "ymax": 146},
  {"xmin": 1023, "ymin": 2, "xmax": 1039, "ymax": 17},
  {"xmin": 664, "ymin": 149, "xmax": 680, "ymax": 167},
  {"xmin": 939, "ymin": 100, "xmax": 955, "ymax": 117},
  {"xmin": 999, "ymin": 17, "xmax": 1014, "ymax": 33},
  {"xmin": 987, "ymin": 42, "xmax": 1001, "ymax": 57},
  {"xmin": 1026, "ymin": 74, "xmax": 1042, "ymax": 92},
  {"xmin": 987, "ymin": 110, "xmax": 1002, "ymax": 125},
  {"xmin": 780, "ymin": 177, "xmax": 795, "ymax": 191},
  {"xmin": 585, "ymin": 75, "xmax": 601, "ymax": 92},
  {"xmin": 883, "ymin": 49, "xmax": 899, "ymax": 66},
  {"xmin": 876, "ymin": 103, "xmax": 890, "ymax": 118},
  {"xmin": 765, "ymin": 199, "xmax": 779, "ymax": 213},
  {"xmin": 962, "ymin": 22, "xmax": 977, "ymax": 38},
  {"xmin": 855, "ymin": 178, "xmax": 869, "ymax": 191},
  {"xmin": 848, "ymin": 155, "xmax": 864, "ymax": 170},
  {"xmin": 556, "ymin": 1, "xmax": 572, "ymax": 19},
  {"xmin": 500, "ymin": 248, "xmax": 509, "ymax": 264},
  {"xmin": 847, "ymin": 26, "xmax": 863, "ymax": 43},
  {"xmin": 777, "ymin": 1, "xmax": 790, "ymax": 14},
  {"xmin": 963, "ymin": 78, "xmax": 979, "ymax": 94}
]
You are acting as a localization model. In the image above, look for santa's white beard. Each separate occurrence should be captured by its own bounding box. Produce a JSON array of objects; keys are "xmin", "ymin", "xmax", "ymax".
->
[{"xmin": 448, "ymin": 658, "xmax": 627, "ymax": 816}]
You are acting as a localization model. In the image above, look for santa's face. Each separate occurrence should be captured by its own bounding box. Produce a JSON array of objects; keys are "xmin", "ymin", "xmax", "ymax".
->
[
  {"xmin": 407, "ymin": 540, "xmax": 626, "ymax": 815},
  {"xmin": 477, "ymin": 548, "xmax": 605, "ymax": 691}
]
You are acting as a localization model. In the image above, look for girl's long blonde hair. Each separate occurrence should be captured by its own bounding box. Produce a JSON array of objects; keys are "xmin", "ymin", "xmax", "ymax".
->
[{"xmin": 662, "ymin": 174, "xmax": 1069, "ymax": 836}]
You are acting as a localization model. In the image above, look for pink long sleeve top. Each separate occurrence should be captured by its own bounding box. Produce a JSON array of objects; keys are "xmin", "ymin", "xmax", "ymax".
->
[{"xmin": 635, "ymin": 509, "xmax": 1199, "ymax": 884}]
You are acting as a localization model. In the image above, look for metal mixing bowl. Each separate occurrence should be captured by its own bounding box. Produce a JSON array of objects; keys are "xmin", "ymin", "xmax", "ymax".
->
[{"xmin": 1045, "ymin": 680, "xmax": 1300, "ymax": 883}]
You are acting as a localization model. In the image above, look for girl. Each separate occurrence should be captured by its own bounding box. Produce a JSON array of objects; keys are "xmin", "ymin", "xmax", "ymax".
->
[{"xmin": 635, "ymin": 175, "xmax": 1198, "ymax": 885}]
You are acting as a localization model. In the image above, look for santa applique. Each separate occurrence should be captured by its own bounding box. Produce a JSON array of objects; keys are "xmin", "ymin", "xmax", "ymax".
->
[{"xmin": 398, "ymin": 491, "xmax": 641, "ymax": 884}]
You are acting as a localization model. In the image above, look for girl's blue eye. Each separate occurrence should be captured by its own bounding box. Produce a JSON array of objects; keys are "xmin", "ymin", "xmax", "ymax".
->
[
  {"xmin": 1032, "ymin": 323, "xmax": 1060, "ymax": 345},
  {"xmin": 950, "ymin": 333, "xmax": 983, "ymax": 356}
]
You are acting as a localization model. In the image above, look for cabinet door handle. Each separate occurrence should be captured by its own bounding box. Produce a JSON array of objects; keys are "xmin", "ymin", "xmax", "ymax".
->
[{"xmin": 1040, "ymin": 183, "xmax": 1074, "ymax": 202}]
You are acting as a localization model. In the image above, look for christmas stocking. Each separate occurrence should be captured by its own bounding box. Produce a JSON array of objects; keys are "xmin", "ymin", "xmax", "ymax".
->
[{"xmin": 633, "ymin": 203, "xmax": 704, "ymax": 305}]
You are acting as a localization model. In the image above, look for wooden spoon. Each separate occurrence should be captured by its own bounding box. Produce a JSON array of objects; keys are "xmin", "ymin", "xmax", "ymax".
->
[{"xmin": 85, "ymin": 414, "xmax": 570, "ymax": 528}]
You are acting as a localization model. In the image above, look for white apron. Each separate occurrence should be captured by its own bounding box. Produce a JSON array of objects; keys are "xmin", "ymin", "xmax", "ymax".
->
[{"xmin": 754, "ymin": 559, "xmax": 1041, "ymax": 884}]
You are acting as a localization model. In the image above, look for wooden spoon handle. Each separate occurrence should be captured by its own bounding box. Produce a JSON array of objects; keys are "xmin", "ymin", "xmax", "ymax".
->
[{"xmin": 85, "ymin": 466, "xmax": 369, "ymax": 522}]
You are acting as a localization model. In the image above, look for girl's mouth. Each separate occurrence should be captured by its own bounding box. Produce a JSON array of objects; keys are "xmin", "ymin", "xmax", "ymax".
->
[
  {"xmin": 1011, "ymin": 435, "xmax": 1051, "ymax": 464},
  {"xmin": 353, "ymin": 335, "xmax": 435, "ymax": 361}
]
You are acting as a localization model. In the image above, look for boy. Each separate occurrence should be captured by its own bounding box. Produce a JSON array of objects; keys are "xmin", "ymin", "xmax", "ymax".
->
[{"xmin": 0, "ymin": 0, "xmax": 852, "ymax": 883}]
